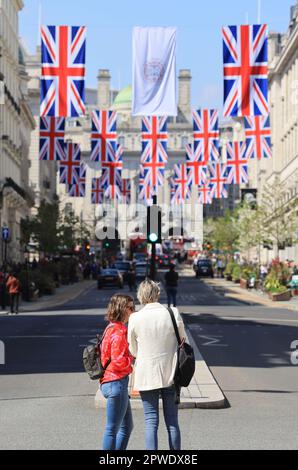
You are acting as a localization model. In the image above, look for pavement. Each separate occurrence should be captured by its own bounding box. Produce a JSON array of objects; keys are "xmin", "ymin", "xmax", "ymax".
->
[
  {"xmin": 204, "ymin": 277, "xmax": 298, "ymax": 312},
  {"xmin": 179, "ymin": 265, "xmax": 298, "ymax": 312},
  {"xmin": 0, "ymin": 279, "xmax": 96, "ymax": 315}
]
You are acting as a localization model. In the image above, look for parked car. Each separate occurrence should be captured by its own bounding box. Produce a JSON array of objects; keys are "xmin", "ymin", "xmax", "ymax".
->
[
  {"xmin": 97, "ymin": 269, "xmax": 123, "ymax": 289},
  {"xmin": 133, "ymin": 253, "xmax": 147, "ymax": 263},
  {"xmin": 112, "ymin": 261, "xmax": 132, "ymax": 283},
  {"xmin": 194, "ymin": 259, "xmax": 214, "ymax": 278}
]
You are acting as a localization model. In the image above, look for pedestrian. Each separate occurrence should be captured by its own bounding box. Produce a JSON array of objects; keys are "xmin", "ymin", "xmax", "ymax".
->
[
  {"xmin": 6, "ymin": 272, "xmax": 21, "ymax": 315},
  {"xmin": 0, "ymin": 268, "xmax": 8, "ymax": 310},
  {"xmin": 127, "ymin": 266, "xmax": 136, "ymax": 292},
  {"xmin": 99, "ymin": 294, "xmax": 135, "ymax": 450},
  {"xmin": 128, "ymin": 279, "xmax": 186, "ymax": 450},
  {"xmin": 165, "ymin": 264, "xmax": 179, "ymax": 308}
]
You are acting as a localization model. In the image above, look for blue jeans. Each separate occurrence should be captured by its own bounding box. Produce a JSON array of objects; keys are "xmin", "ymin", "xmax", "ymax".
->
[
  {"xmin": 100, "ymin": 376, "xmax": 133, "ymax": 450},
  {"xmin": 166, "ymin": 287, "xmax": 177, "ymax": 307},
  {"xmin": 140, "ymin": 385, "xmax": 181, "ymax": 450}
]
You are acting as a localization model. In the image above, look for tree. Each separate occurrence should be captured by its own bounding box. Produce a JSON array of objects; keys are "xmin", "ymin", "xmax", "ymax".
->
[
  {"xmin": 260, "ymin": 177, "xmax": 298, "ymax": 258},
  {"xmin": 204, "ymin": 211, "xmax": 239, "ymax": 255},
  {"xmin": 58, "ymin": 211, "xmax": 91, "ymax": 252},
  {"xmin": 25, "ymin": 200, "xmax": 60, "ymax": 256},
  {"xmin": 236, "ymin": 203, "xmax": 266, "ymax": 263}
]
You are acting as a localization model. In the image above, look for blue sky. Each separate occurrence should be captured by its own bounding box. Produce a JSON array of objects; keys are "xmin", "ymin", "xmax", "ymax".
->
[{"xmin": 20, "ymin": 0, "xmax": 295, "ymax": 111}]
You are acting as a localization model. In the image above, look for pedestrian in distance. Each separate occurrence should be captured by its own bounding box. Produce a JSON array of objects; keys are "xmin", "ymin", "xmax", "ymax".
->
[
  {"xmin": 6, "ymin": 272, "xmax": 21, "ymax": 315},
  {"xmin": 128, "ymin": 279, "xmax": 186, "ymax": 450},
  {"xmin": 99, "ymin": 294, "xmax": 135, "ymax": 450},
  {"xmin": 165, "ymin": 264, "xmax": 179, "ymax": 308},
  {"xmin": 127, "ymin": 266, "xmax": 136, "ymax": 292}
]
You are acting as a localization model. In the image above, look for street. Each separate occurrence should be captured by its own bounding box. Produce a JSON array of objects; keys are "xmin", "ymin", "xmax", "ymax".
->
[{"xmin": 0, "ymin": 272, "xmax": 298, "ymax": 450}]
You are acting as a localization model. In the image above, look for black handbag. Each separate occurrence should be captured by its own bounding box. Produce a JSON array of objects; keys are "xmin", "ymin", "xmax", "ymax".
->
[{"xmin": 168, "ymin": 307, "xmax": 196, "ymax": 388}]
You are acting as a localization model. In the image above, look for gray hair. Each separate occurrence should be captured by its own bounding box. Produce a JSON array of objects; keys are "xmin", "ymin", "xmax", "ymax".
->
[{"xmin": 137, "ymin": 279, "xmax": 161, "ymax": 305}]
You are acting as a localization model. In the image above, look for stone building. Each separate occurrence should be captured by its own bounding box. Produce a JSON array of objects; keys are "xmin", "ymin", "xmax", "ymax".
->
[
  {"xmin": 59, "ymin": 68, "xmax": 241, "ymax": 253},
  {"xmin": 24, "ymin": 46, "xmax": 57, "ymax": 210},
  {"xmin": 0, "ymin": 0, "xmax": 35, "ymax": 265}
]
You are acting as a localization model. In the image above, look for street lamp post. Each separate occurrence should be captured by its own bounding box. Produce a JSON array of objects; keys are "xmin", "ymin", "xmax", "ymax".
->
[{"xmin": 24, "ymin": 247, "xmax": 30, "ymax": 302}]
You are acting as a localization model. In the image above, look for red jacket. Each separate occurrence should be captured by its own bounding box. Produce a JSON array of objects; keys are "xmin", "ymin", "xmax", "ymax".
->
[
  {"xmin": 6, "ymin": 276, "xmax": 21, "ymax": 294},
  {"xmin": 100, "ymin": 322, "xmax": 134, "ymax": 385}
]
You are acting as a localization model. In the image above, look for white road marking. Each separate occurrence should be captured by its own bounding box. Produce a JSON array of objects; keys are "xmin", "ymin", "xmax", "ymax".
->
[{"xmin": 197, "ymin": 334, "xmax": 228, "ymax": 347}]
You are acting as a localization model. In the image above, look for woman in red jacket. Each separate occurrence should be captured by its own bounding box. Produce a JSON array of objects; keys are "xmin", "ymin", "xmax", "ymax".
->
[{"xmin": 100, "ymin": 294, "xmax": 135, "ymax": 450}]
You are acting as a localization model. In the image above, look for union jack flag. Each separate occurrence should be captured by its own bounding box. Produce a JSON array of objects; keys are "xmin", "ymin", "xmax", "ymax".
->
[
  {"xmin": 101, "ymin": 145, "xmax": 123, "ymax": 201},
  {"xmin": 139, "ymin": 167, "xmax": 155, "ymax": 203},
  {"xmin": 39, "ymin": 117, "xmax": 65, "ymax": 161},
  {"xmin": 90, "ymin": 110, "xmax": 117, "ymax": 163},
  {"xmin": 198, "ymin": 184, "xmax": 213, "ymax": 205},
  {"xmin": 244, "ymin": 115, "xmax": 272, "ymax": 159},
  {"xmin": 185, "ymin": 143, "xmax": 209, "ymax": 186},
  {"xmin": 59, "ymin": 142, "xmax": 81, "ymax": 185},
  {"xmin": 222, "ymin": 24, "xmax": 268, "ymax": 117},
  {"xmin": 122, "ymin": 179, "xmax": 131, "ymax": 204},
  {"xmin": 226, "ymin": 141, "xmax": 249, "ymax": 184},
  {"xmin": 171, "ymin": 164, "xmax": 191, "ymax": 204},
  {"xmin": 91, "ymin": 177, "xmax": 105, "ymax": 204},
  {"xmin": 193, "ymin": 109, "xmax": 219, "ymax": 163},
  {"xmin": 141, "ymin": 116, "xmax": 168, "ymax": 187},
  {"xmin": 67, "ymin": 162, "xmax": 86, "ymax": 197},
  {"xmin": 40, "ymin": 25, "xmax": 86, "ymax": 117},
  {"xmin": 209, "ymin": 162, "xmax": 229, "ymax": 199}
]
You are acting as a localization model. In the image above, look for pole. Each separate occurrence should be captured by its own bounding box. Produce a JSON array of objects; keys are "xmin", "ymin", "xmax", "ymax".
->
[{"xmin": 149, "ymin": 195, "xmax": 157, "ymax": 280}]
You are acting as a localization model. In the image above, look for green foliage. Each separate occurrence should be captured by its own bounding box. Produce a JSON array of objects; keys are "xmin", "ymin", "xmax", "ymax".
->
[
  {"xmin": 224, "ymin": 261, "xmax": 236, "ymax": 276},
  {"xmin": 232, "ymin": 265, "xmax": 242, "ymax": 282},
  {"xmin": 264, "ymin": 260, "xmax": 291, "ymax": 293},
  {"xmin": 203, "ymin": 212, "xmax": 239, "ymax": 254}
]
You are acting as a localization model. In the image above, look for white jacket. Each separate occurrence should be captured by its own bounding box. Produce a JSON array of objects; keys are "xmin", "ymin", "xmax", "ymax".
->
[{"xmin": 127, "ymin": 303, "xmax": 186, "ymax": 391}]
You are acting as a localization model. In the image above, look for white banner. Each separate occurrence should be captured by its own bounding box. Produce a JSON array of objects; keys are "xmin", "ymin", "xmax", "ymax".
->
[
  {"xmin": 132, "ymin": 27, "xmax": 177, "ymax": 116},
  {"xmin": 0, "ymin": 81, "xmax": 4, "ymax": 105}
]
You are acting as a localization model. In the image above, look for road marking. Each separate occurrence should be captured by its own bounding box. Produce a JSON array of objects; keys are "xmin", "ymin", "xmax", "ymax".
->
[{"xmin": 197, "ymin": 335, "xmax": 228, "ymax": 347}]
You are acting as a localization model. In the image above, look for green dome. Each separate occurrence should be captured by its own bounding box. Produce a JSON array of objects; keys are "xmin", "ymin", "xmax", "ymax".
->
[{"xmin": 113, "ymin": 85, "xmax": 132, "ymax": 109}]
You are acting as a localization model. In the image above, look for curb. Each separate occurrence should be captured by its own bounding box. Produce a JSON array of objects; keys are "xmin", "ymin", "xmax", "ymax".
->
[
  {"xmin": 204, "ymin": 278, "xmax": 298, "ymax": 312},
  {"xmin": 18, "ymin": 281, "xmax": 96, "ymax": 313}
]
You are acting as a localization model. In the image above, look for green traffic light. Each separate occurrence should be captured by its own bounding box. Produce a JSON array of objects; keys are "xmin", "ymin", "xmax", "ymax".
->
[{"xmin": 148, "ymin": 233, "xmax": 158, "ymax": 243}]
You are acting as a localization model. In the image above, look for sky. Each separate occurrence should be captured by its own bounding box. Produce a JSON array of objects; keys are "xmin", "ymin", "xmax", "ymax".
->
[{"xmin": 19, "ymin": 0, "xmax": 295, "ymax": 113}]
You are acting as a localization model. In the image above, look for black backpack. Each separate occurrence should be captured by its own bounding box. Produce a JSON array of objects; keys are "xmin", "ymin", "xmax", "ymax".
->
[
  {"xmin": 82, "ymin": 326, "xmax": 112, "ymax": 380},
  {"xmin": 168, "ymin": 307, "xmax": 195, "ymax": 388}
]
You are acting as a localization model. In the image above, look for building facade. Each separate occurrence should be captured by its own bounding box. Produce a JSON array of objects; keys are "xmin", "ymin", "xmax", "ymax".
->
[
  {"xmin": 24, "ymin": 46, "xmax": 57, "ymax": 209},
  {"xmin": 58, "ymin": 69, "xmax": 240, "ymax": 253},
  {"xmin": 0, "ymin": 0, "xmax": 35, "ymax": 265}
]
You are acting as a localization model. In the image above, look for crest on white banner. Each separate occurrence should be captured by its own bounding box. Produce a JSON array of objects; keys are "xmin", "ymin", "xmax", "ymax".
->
[{"xmin": 132, "ymin": 26, "xmax": 177, "ymax": 116}]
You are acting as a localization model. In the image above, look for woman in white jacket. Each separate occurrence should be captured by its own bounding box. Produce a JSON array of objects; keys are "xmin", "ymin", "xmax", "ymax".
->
[{"xmin": 127, "ymin": 279, "xmax": 186, "ymax": 450}]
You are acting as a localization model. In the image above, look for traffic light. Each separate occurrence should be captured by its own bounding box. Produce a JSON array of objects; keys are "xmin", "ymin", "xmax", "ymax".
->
[
  {"xmin": 147, "ymin": 203, "xmax": 162, "ymax": 244},
  {"xmin": 103, "ymin": 239, "xmax": 111, "ymax": 249},
  {"xmin": 85, "ymin": 241, "xmax": 91, "ymax": 253}
]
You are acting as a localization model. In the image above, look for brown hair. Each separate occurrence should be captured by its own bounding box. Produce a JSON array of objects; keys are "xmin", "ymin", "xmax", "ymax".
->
[{"xmin": 106, "ymin": 294, "xmax": 134, "ymax": 322}]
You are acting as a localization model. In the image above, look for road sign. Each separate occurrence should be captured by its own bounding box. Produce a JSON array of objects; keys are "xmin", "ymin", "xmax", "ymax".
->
[{"xmin": 2, "ymin": 227, "xmax": 10, "ymax": 241}]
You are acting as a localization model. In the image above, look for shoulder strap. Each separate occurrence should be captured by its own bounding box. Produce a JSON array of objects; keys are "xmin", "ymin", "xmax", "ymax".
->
[{"xmin": 167, "ymin": 307, "xmax": 181, "ymax": 345}]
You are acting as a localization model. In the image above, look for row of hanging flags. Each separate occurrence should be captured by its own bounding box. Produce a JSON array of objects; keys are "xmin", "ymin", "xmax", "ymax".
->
[{"xmin": 38, "ymin": 24, "xmax": 272, "ymax": 205}]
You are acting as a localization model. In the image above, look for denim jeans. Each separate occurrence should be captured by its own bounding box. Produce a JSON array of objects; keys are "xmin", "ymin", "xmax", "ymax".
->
[
  {"xmin": 140, "ymin": 385, "xmax": 181, "ymax": 450},
  {"xmin": 166, "ymin": 287, "xmax": 177, "ymax": 307},
  {"xmin": 100, "ymin": 376, "xmax": 133, "ymax": 450}
]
